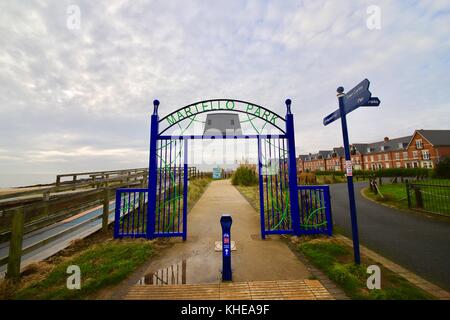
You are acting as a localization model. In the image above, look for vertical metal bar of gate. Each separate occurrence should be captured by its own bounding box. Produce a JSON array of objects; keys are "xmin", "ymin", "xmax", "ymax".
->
[
  {"xmin": 257, "ymin": 136, "xmax": 266, "ymax": 239},
  {"xmin": 182, "ymin": 139, "xmax": 188, "ymax": 240}
]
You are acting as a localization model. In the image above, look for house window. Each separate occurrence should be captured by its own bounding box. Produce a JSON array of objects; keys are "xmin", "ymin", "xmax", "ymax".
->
[
  {"xmin": 230, "ymin": 119, "xmax": 235, "ymax": 125},
  {"xmin": 416, "ymin": 139, "xmax": 423, "ymax": 149},
  {"xmin": 378, "ymin": 154, "xmax": 382, "ymax": 161},
  {"xmin": 386, "ymin": 163, "xmax": 390, "ymax": 168},
  {"xmin": 422, "ymin": 150, "xmax": 430, "ymax": 160},
  {"xmin": 396, "ymin": 162, "xmax": 401, "ymax": 168},
  {"xmin": 403, "ymin": 152, "xmax": 408, "ymax": 159},
  {"xmin": 370, "ymin": 155, "xmax": 374, "ymax": 162},
  {"xmin": 395, "ymin": 153, "xmax": 400, "ymax": 160},
  {"xmin": 413, "ymin": 162, "xmax": 419, "ymax": 168},
  {"xmin": 207, "ymin": 119, "xmax": 212, "ymax": 125},
  {"xmin": 413, "ymin": 151, "xmax": 418, "ymax": 159},
  {"xmin": 384, "ymin": 154, "xmax": 389, "ymax": 161}
]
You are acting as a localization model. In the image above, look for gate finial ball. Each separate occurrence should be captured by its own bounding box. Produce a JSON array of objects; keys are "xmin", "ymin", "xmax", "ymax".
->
[
  {"xmin": 285, "ymin": 99, "xmax": 292, "ymax": 114},
  {"xmin": 337, "ymin": 87, "xmax": 345, "ymax": 94},
  {"xmin": 153, "ymin": 99, "xmax": 160, "ymax": 115}
]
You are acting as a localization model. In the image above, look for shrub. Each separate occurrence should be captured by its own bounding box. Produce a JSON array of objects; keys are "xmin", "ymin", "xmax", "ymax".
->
[
  {"xmin": 435, "ymin": 157, "xmax": 450, "ymax": 179},
  {"xmin": 231, "ymin": 166, "xmax": 258, "ymax": 186}
]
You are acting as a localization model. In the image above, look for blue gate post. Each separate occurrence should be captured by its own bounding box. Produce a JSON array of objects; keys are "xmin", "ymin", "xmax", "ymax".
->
[
  {"xmin": 337, "ymin": 88, "xmax": 361, "ymax": 264},
  {"xmin": 146, "ymin": 99, "xmax": 160, "ymax": 239},
  {"xmin": 257, "ymin": 136, "xmax": 266, "ymax": 239},
  {"xmin": 114, "ymin": 190, "xmax": 121, "ymax": 239},
  {"xmin": 285, "ymin": 99, "xmax": 301, "ymax": 236},
  {"xmin": 323, "ymin": 185, "xmax": 333, "ymax": 236}
]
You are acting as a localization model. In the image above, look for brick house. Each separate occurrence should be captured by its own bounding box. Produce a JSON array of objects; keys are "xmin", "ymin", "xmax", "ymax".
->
[
  {"xmin": 362, "ymin": 136, "xmax": 411, "ymax": 170},
  {"xmin": 404, "ymin": 130, "xmax": 450, "ymax": 169},
  {"xmin": 301, "ymin": 151, "xmax": 332, "ymax": 172},
  {"xmin": 297, "ymin": 129, "xmax": 450, "ymax": 172},
  {"xmin": 325, "ymin": 147, "xmax": 345, "ymax": 171}
]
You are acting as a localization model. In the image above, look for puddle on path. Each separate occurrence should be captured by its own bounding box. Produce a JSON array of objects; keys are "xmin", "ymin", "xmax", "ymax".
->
[
  {"xmin": 137, "ymin": 256, "xmax": 221, "ymax": 285},
  {"xmin": 137, "ymin": 259, "xmax": 187, "ymax": 285}
]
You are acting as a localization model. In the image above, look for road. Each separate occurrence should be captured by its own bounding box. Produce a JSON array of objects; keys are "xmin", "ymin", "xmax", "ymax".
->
[{"xmin": 330, "ymin": 181, "xmax": 450, "ymax": 291}]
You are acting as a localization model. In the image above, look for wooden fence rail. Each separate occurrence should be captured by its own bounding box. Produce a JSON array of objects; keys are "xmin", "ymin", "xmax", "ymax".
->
[{"xmin": 0, "ymin": 167, "xmax": 201, "ymax": 281}]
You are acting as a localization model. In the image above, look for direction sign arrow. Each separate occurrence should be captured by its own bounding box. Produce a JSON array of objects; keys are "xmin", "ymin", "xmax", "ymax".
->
[
  {"xmin": 344, "ymin": 78, "xmax": 371, "ymax": 109},
  {"xmin": 323, "ymin": 79, "xmax": 376, "ymax": 126},
  {"xmin": 323, "ymin": 109, "xmax": 341, "ymax": 126},
  {"xmin": 362, "ymin": 97, "xmax": 380, "ymax": 106}
]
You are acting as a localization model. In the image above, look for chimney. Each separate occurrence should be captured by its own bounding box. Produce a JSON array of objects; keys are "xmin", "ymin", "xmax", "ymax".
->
[{"xmin": 384, "ymin": 137, "xmax": 389, "ymax": 142}]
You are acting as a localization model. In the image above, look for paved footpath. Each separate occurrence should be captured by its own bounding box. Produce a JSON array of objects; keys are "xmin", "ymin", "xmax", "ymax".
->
[{"xmin": 122, "ymin": 180, "xmax": 324, "ymax": 299}]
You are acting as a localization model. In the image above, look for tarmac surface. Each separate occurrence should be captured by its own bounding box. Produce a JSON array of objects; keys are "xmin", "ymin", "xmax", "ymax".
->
[{"xmin": 330, "ymin": 181, "xmax": 450, "ymax": 291}]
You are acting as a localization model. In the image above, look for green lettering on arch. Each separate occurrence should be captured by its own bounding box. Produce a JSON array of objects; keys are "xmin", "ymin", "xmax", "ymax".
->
[
  {"xmin": 167, "ymin": 114, "xmax": 177, "ymax": 126},
  {"xmin": 225, "ymin": 100, "xmax": 235, "ymax": 110},
  {"xmin": 163, "ymin": 100, "xmax": 283, "ymax": 132},
  {"xmin": 270, "ymin": 113, "xmax": 278, "ymax": 125},
  {"xmin": 177, "ymin": 111, "xmax": 185, "ymax": 121}
]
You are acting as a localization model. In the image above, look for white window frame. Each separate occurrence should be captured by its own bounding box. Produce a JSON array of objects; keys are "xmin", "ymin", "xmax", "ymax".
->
[
  {"xmin": 422, "ymin": 150, "xmax": 430, "ymax": 160},
  {"xmin": 416, "ymin": 139, "xmax": 423, "ymax": 149}
]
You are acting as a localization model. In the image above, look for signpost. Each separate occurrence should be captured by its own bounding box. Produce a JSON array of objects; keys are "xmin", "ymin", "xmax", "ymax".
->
[
  {"xmin": 323, "ymin": 79, "xmax": 381, "ymax": 264},
  {"xmin": 213, "ymin": 167, "xmax": 222, "ymax": 179}
]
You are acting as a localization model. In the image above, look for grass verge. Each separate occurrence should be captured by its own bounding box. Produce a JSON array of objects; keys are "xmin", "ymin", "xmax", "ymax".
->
[
  {"xmin": 235, "ymin": 185, "xmax": 260, "ymax": 212},
  {"xmin": 1, "ymin": 178, "xmax": 212, "ymax": 300},
  {"xmin": 294, "ymin": 236, "xmax": 434, "ymax": 300},
  {"xmin": 363, "ymin": 184, "xmax": 409, "ymax": 210},
  {"xmin": 187, "ymin": 177, "xmax": 212, "ymax": 211},
  {"xmin": 0, "ymin": 229, "xmax": 156, "ymax": 300}
]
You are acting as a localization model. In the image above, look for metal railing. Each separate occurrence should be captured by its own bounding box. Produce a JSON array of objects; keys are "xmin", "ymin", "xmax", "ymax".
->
[
  {"xmin": 298, "ymin": 185, "xmax": 333, "ymax": 235},
  {"xmin": 406, "ymin": 181, "xmax": 450, "ymax": 215},
  {"xmin": 114, "ymin": 189, "xmax": 149, "ymax": 238}
]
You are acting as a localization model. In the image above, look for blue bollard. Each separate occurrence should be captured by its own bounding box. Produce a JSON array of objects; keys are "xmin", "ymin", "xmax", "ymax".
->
[{"xmin": 220, "ymin": 214, "xmax": 233, "ymax": 281}]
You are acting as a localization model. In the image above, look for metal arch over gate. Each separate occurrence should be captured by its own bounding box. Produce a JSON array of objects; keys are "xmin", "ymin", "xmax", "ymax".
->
[{"xmin": 114, "ymin": 99, "xmax": 332, "ymax": 240}]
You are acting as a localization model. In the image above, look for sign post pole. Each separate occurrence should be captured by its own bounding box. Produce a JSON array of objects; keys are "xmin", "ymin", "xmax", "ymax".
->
[{"xmin": 337, "ymin": 87, "xmax": 361, "ymax": 264}]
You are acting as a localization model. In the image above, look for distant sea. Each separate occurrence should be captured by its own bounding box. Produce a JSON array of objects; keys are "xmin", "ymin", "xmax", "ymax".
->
[{"xmin": 0, "ymin": 173, "xmax": 57, "ymax": 188}]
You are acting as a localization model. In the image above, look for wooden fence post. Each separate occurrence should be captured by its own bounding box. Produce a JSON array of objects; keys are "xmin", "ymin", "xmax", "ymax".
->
[
  {"xmin": 72, "ymin": 175, "xmax": 77, "ymax": 190},
  {"xmin": 406, "ymin": 182, "xmax": 411, "ymax": 208},
  {"xmin": 43, "ymin": 191, "xmax": 50, "ymax": 217},
  {"xmin": 7, "ymin": 207, "xmax": 25, "ymax": 281},
  {"xmin": 102, "ymin": 188, "xmax": 110, "ymax": 232},
  {"xmin": 414, "ymin": 187, "xmax": 423, "ymax": 209}
]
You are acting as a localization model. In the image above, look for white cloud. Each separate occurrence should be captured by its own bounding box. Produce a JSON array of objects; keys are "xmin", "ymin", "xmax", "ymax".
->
[{"xmin": 0, "ymin": 0, "xmax": 449, "ymax": 176}]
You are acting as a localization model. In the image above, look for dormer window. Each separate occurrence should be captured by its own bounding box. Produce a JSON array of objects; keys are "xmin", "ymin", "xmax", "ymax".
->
[
  {"xmin": 398, "ymin": 142, "xmax": 403, "ymax": 149},
  {"xmin": 416, "ymin": 139, "xmax": 423, "ymax": 149},
  {"xmin": 367, "ymin": 147, "xmax": 371, "ymax": 153}
]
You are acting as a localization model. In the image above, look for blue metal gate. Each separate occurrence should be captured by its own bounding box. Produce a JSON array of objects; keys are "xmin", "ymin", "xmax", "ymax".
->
[
  {"xmin": 114, "ymin": 99, "xmax": 333, "ymax": 240},
  {"xmin": 298, "ymin": 185, "xmax": 332, "ymax": 235},
  {"xmin": 154, "ymin": 137, "xmax": 188, "ymax": 239},
  {"xmin": 258, "ymin": 135, "xmax": 292, "ymax": 237},
  {"xmin": 114, "ymin": 188, "xmax": 148, "ymax": 238}
]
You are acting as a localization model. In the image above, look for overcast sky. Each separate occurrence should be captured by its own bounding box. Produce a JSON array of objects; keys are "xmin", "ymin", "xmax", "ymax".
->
[{"xmin": 1, "ymin": 0, "xmax": 449, "ymax": 175}]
